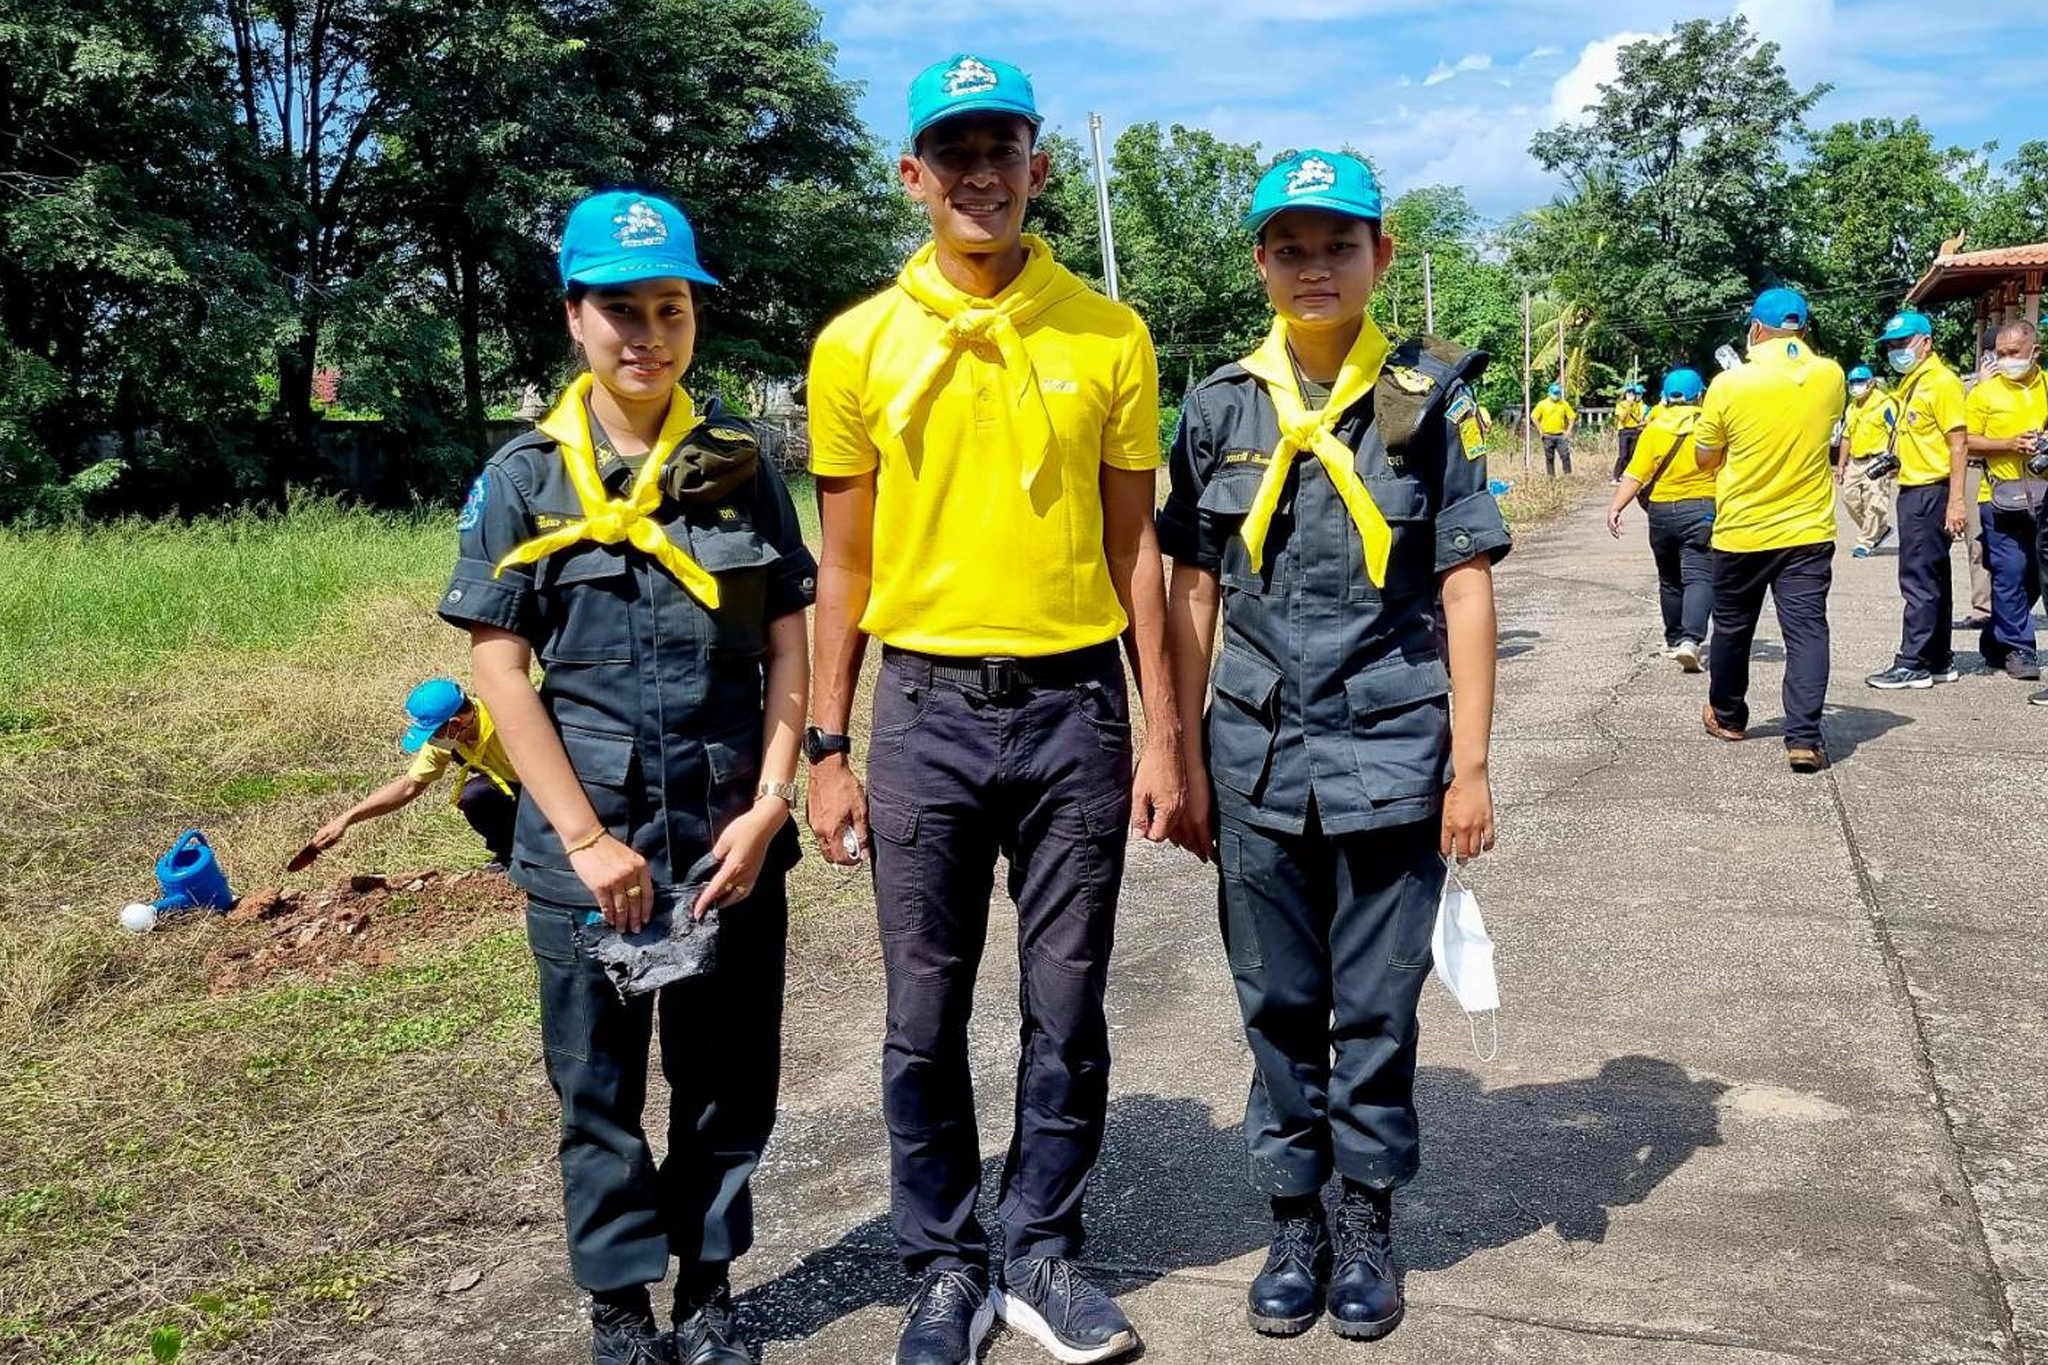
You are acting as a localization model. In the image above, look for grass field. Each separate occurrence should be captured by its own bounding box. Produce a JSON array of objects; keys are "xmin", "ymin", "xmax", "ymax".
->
[{"xmin": 0, "ymin": 465, "xmax": 1585, "ymax": 1363}]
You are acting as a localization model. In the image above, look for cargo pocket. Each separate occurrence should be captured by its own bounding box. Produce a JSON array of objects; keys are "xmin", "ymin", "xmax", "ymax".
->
[
  {"xmin": 1199, "ymin": 468, "xmax": 1280, "ymax": 596},
  {"xmin": 1217, "ymin": 826, "xmax": 1263, "ymax": 971},
  {"xmin": 523, "ymin": 725, "xmax": 636, "ymax": 866},
  {"xmin": 866, "ymin": 785, "xmax": 924, "ymax": 937},
  {"xmin": 1209, "ymin": 645, "xmax": 1283, "ymax": 797},
  {"xmin": 1348, "ymin": 476, "xmax": 1438, "ymax": 604},
  {"xmin": 1343, "ymin": 656, "xmax": 1451, "ymax": 804},
  {"xmin": 683, "ymin": 518, "xmax": 778, "ymax": 654},
  {"xmin": 537, "ymin": 548, "xmax": 635, "ymax": 664},
  {"xmin": 703, "ymin": 718, "xmax": 763, "ymax": 840},
  {"xmin": 525, "ymin": 902, "xmax": 590, "ymax": 1064}
]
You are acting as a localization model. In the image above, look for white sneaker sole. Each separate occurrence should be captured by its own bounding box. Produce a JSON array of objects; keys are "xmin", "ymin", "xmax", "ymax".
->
[
  {"xmin": 1674, "ymin": 643, "xmax": 1703, "ymax": 673},
  {"xmin": 892, "ymin": 1297, "xmax": 994, "ymax": 1365},
  {"xmin": 1867, "ymin": 676, "xmax": 1932, "ymax": 690},
  {"xmin": 990, "ymin": 1289, "xmax": 1139, "ymax": 1364}
]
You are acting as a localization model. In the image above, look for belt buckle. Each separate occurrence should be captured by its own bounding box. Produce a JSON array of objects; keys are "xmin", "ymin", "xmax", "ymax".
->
[{"xmin": 980, "ymin": 657, "xmax": 1021, "ymax": 700}]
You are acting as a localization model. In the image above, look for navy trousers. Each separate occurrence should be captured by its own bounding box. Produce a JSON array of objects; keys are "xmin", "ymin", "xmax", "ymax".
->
[
  {"xmin": 1709, "ymin": 542, "xmax": 1834, "ymax": 750},
  {"xmin": 1645, "ymin": 498, "xmax": 1715, "ymax": 647},
  {"xmin": 866, "ymin": 644, "xmax": 1133, "ymax": 1275},
  {"xmin": 1979, "ymin": 501, "xmax": 2040, "ymax": 666},
  {"xmin": 1893, "ymin": 483, "xmax": 1955, "ymax": 672},
  {"xmin": 457, "ymin": 775, "xmax": 518, "ymax": 865},
  {"xmin": 1218, "ymin": 809, "xmax": 1443, "ymax": 1195}
]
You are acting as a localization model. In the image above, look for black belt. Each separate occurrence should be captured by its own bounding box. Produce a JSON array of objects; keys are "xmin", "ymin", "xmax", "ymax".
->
[{"xmin": 883, "ymin": 642, "xmax": 1118, "ymax": 701}]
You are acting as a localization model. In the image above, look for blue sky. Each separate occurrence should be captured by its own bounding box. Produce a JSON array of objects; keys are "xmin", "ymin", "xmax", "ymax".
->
[{"xmin": 817, "ymin": 0, "xmax": 2048, "ymax": 222}]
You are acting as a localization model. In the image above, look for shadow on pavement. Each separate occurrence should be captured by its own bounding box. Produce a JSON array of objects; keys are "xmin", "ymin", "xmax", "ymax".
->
[
  {"xmin": 1406, "ymin": 1056, "xmax": 1725, "ymax": 1268},
  {"xmin": 1742, "ymin": 702, "xmax": 1911, "ymax": 761},
  {"xmin": 738, "ymin": 1060, "xmax": 1726, "ymax": 1344},
  {"xmin": 1498, "ymin": 628, "xmax": 1542, "ymax": 662}
]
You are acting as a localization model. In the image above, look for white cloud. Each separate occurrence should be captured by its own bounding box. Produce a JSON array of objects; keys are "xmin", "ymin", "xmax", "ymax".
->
[
  {"xmin": 1734, "ymin": 0, "xmax": 1834, "ymax": 82},
  {"xmin": 1546, "ymin": 29, "xmax": 1661, "ymax": 123},
  {"xmin": 1524, "ymin": 44, "xmax": 1563, "ymax": 62},
  {"xmin": 1424, "ymin": 51, "xmax": 1493, "ymax": 87}
]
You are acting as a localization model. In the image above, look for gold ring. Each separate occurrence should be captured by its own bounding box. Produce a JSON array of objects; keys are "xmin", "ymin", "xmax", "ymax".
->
[{"xmin": 625, "ymin": 885, "xmax": 643, "ymax": 898}]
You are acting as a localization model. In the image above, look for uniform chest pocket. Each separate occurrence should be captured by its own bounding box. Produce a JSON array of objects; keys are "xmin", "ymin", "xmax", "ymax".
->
[
  {"xmin": 1208, "ymin": 644, "xmax": 1283, "ymax": 797},
  {"xmin": 537, "ymin": 547, "xmax": 635, "ymax": 664},
  {"xmin": 681, "ymin": 518, "xmax": 779, "ymax": 656},
  {"xmin": 1198, "ymin": 466, "xmax": 1282, "ymax": 596},
  {"xmin": 1349, "ymin": 476, "xmax": 1438, "ymax": 604}
]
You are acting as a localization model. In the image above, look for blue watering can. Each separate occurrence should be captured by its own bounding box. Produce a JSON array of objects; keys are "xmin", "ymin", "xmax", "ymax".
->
[{"xmin": 154, "ymin": 830, "xmax": 235, "ymax": 915}]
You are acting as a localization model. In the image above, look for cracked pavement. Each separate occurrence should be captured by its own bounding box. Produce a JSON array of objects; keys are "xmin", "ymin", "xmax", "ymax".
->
[{"xmin": 366, "ymin": 489, "xmax": 2045, "ymax": 1363}]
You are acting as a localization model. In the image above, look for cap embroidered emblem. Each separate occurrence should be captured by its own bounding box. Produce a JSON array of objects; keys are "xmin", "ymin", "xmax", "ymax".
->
[
  {"xmin": 1886, "ymin": 314, "xmax": 1904, "ymax": 332},
  {"xmin": 943, "ymin": 57, "xmax": 999, "ymax": 97},
  {"xmin": 613, "ymin": 200, "xmax": 669, "ymax": 249},
  {"xmin": 1285, "ymin": 156, "xmax": 1336, "ymax": 196}
]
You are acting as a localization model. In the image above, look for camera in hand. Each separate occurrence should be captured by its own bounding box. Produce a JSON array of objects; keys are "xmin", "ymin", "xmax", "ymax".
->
[
  {"xmin": 1864, "ymin": 450, "xmax": 1901, "ymax": 480},
  {"xmin": 2026, "ymin": 432, "xmax": 2048, "ymax": 478}
]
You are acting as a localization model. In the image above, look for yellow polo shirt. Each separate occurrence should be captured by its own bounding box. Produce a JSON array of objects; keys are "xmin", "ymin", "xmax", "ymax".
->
[
  {"xmin": 1532, "ymin": 398, "xmax": 1575, "ymax": 435},
  {"xmin": 1623, "ymin": 404, "xmax": 1713, "ymax": 502},
  {"xmin": 1965, "ymin": 368, "xmax": 2048, "ymax": 497},
  {"xmin": 808, "ymin": 237, "xmax": 1160, "ymax": 657},
  {"xmin": 1844, "ymin": 391, "xmax": 1898, "ymax": 459},
  {"xmin": 1614, "ymin": 395, "xmax": 1647, "ymax": 430},
  {"xmin": 1695, "ymin": 336, "xmax": 1845, "ymax": 553},
  {"xmin": 406, "ymin": 701, "xmax": 518, "ymax": 806},
  {"xmin": 1891, "ymin": 355, "xmax": 1967, "ymax": 489}
]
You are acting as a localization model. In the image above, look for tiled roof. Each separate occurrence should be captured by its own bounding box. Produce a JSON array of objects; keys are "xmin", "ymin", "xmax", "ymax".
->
[{"xmin": 1905, "ymin": 241, "xmax": 2048, "ymax": 306}]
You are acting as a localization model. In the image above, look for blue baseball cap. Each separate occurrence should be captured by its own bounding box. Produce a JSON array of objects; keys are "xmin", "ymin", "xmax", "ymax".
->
[
  {"xmin": 1847, "ymin": 364, "xmax": 1874, "ymax": 383},
  {"xmin": 908, "ymin": 54, "xmax": 1042, "ymax": 143},
  {"xmin": 1751, "ymin": 286, "xmax": 1809, "ymax": 329},
  {"xmin": 1878, "ymin": 309, "xmax": 1933, "ymax": 343},
  {"xmin": 1245, "ymin": 149, "xmax": 1383, "ymax": 236},
  {"xmin": 401, "ymin": 678, "xmax": 467, "ymax": 755},
  {"xmin": 559, "ymin": 191, "xmax": 719, "ymax": 291},
  {"xmin": 1627, "ymin": 381, "xmax": 1645, "ymax": 394},
  {"xmin": 1662, "ymin": 368, "xmax": 1705, "ymax": 402},
  {"xmin": 1547, "ymin": 382, "xmax": 1562, "ymax": 398}
]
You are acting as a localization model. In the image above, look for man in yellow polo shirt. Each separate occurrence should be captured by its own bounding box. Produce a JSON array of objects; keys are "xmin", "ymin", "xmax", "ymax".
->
[
  {"xmin": 1532, "ymin": 382, "xmax": 1576, "ymax": 476},
  {"xmin": 1965, "ymin": 318, "xmax": 2046, "ymax": 686},
  {"xmin": 1692, "ymin": 287, "xmax": 1846, "ymax": 773},
  {"xmin": 1611, "ymin": 382, "xmax": 1648, "ymax": 482},
  {"xmin": 803, "ymin": 53, "xmax": 1179, "ymax": 1365},
  {"xmin": 1835, "ymin": 366, "xmax": 1896, "ymax": 556},
  {"xmin": 1865, "ymin": 310, "xmax": 1970, "ymax": 690}
]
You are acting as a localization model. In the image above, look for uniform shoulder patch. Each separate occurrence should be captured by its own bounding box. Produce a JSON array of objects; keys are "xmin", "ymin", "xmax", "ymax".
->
[
  {"xmin": 456, "ymin": 473, "xmax": 488, "ymax": 532},
  {"xmin": 1385, "ymin": 365, "xmax": 1435, "ymax": 396},
  {"xmin": 1446, "ymin": 389, "xmax": 1476, "ymax": 423}
]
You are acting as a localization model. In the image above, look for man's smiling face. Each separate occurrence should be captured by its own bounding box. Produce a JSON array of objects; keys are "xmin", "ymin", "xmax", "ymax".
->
[{"xmin": 901, "ymin": 112, "xmax": 1048, "ymax": 258}]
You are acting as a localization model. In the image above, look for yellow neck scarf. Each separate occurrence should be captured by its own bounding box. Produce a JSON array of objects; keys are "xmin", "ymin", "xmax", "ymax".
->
[
  {"xmin": 493, "ymin": 373, "xmax": 719, "ymax": 609},
  {"xmin": 888, "ymin": 234, "xmax": 1083, "ymax": 492},
  {"xmin": 1236, "ymin": 315, "xmax": 1395, "ymax": 586},
  {"xmin": 443, "ymin": 706, "xmax": 513, "ymax": 808}
]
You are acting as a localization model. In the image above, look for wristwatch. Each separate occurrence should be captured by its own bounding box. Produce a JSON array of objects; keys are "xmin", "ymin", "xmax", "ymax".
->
[
  {"xmin": 803, "ymin": 726, "xmax": 852, "ymax": 764},
  {"xmin": 756, "ymin": 780, "xmax": 799, "ymax": 811}
]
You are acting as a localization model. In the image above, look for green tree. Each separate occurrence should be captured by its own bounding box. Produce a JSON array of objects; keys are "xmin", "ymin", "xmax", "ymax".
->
[
  {"xmin": 1973, "ymin": 141, "xmax": 2048, "ymax": 251},
  {"xmin": 1027, "ymin": 130, "xmax": 1105, "ymax": 285},
  {"xmin": 1373, "ymin": 186, "xmax": 1527, "ymax": 413}
]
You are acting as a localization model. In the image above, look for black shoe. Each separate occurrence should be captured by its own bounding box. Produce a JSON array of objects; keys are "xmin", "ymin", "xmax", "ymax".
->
[
  {"xmin": 996, "ymin": 1256, "xmax": 1140, "ymax": 1362},
  {"xmin": 1866, "ymin": 664, "xmax": 1932, "ymax": 690},
  {"xmin": 592, "ymin": 1300, "xmax": 670, "ymax": 1365},
  {"xmin": 674, "ymin": 1284, "xmax": 750, "ymax": 1365},
  {"xmin": 1248, "ymin": 1201, "xmax": 1331, "ymax": 1336},
  {"xmin": 896, "ymin": 1268, "xmax": 993, "ymax": 1365},
  {"xmin": 1957, "ymin": 614, "xmax": 1994, "ymax": 631},
  {"xmin": 1327, "ymin": 1188, "xmax": 1404, "ymax": 1341},
  {"xmin": 2004, "ymin": 655, "xmax": 2042, "ymax": 682}
]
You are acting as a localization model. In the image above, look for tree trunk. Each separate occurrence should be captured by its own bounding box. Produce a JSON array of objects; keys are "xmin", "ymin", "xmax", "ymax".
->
[{"xmin": 457, "ymin": 251, "xmax": 486, "ymax": 460}]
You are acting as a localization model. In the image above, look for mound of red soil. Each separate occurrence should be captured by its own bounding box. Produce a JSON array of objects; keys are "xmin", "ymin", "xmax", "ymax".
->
[{"xmin": 205, "ymin": 868, "xmax": 520, "ymax": 993}]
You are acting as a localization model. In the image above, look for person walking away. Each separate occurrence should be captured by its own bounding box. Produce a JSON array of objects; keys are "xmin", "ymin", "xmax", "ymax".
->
[
  {"xmin": 1865, "ymin": 310, "xmax": 1970, "ymax": 691},
  {"xmin": 1964, "ymin": 319, "xmax": 2046, "ymax": 685},
  {"xmin": 439, "ymin": 190, "xmax": 815, "ymax": 1365},
  {"xmin": 1836, "ymin": 366, "xmax": 1897, "ymax": 557},
  {"xmin": 1691, "ymin": 287, "xmax": 1846, "ymax": 773},
  {"xmin": 1611, "ymin": 382, "xmax": 1648, "ymax": 482},
  {"xmin": 803, "ymin": 53, "xmax": 1183, "ymax": 1365},
  {"xmin": 301, "ymin": 679, "xmax": 521, "ymax": 870},
  {"xmin": 1532, "ymin": 382, "xmax": 1576, "ymax": 476},
  {"xmin": 1607, "ymin": 369, "xmax": 1712, "ymax": 672},
  {"xmin": 1160, "ymin": 149, "xmax": 1509, "ymax": 1345}
]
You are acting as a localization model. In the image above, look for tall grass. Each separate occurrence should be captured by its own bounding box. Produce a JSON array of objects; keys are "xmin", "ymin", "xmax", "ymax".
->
[{"xmin": 0, "ymin": 499, "xmax": 453, "ymax": 701}]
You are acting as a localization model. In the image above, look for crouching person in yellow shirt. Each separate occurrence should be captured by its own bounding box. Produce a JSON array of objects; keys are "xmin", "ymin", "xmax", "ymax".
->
[{"xmin": 1607, "ymin": 369, "xmax": 1712, "ymax": 672}]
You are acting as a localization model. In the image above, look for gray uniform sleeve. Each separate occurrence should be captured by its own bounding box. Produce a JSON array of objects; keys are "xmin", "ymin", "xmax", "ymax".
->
[
  {"xmin": 1156, "ymin": 388, "xmax": 1224, "ymax": 572},
  {"xmin": 753, "ymin": 460, "xmax": 818, "ymax": 622},
  {"xmin": 1435, "ymin": 383, "xmax": 1513, "ymax": 574},
  {"xmin": 439, "ymin": 459, "xmax": 544, "ymax": 642}
]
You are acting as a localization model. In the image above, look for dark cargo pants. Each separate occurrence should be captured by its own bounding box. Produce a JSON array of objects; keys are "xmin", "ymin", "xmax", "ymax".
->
[
  {"xmin": 1894, "ymin": 483, "xmax": 1956, "ymax": 672},
  {"xmin": 866, "ymin": 644, "xmax": 1134, "ymax": 1275},
  {"xmin": 1646, "ymin": 497, "xmax": 1715, "ymax": 648},
  {"xmin": 457, "ymin": 775, "xmax": 518, "ymax": 865},
  {"xmin": 526, "ymin": 879, "xmax": 787, "ymax": 1292},
  {"xmin": 1709, "ymin": 542, "xmax": 1834, "ymax": 749},
  {"xmin": 1218, "ymin": 807, "xmax": 1444, "ymax": 1196}
]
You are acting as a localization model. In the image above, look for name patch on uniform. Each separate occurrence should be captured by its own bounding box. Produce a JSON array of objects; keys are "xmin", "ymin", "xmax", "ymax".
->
[
  {"xmin": 1223, "ymin": 449, "xmax": 1273, "ymax": 466},
  {"xmin": 1459, "ymin": 416, "xmax": 1489, "ymax": 460},
  {"xmin": 532, "ymin": 513, "xmax": 574, "ymax": 531},
  {"xmin": 718, "ymin": 507, "xmax": 739, "ymax": 521},
  {"xmin": 456, "ymin": 474, "xmax": 488, "ymax": 532},
  {"xmin": 1040, "ymin": 377, "xmax": 1077, "ymax": 394},
  {"xmin": 1445, "ymin": 390, "xmax": 1476, "ymax": 423}
]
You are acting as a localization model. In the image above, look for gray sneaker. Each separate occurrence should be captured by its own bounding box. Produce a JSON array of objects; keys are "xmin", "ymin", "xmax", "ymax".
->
[
  {"xmin": 1673, "ymin": 639, "xmax": 1703, "ymax": 673},
  {"xmin": 996, "ymin": 1257, "xmax": 1140, "ymax": 1363}
]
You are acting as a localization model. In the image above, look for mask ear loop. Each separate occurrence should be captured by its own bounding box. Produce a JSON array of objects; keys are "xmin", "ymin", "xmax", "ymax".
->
[{"xmin": 1439, "ymin": 858, "xmax": 1498, "ymax": 1063}]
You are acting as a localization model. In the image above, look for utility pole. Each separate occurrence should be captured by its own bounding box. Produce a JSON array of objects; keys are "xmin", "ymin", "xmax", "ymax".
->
[
  {"xmin": 1522, "ymin": 288, "xmax": 1533, "ymax": 473},
  {"xmin": 1423, "ymin": 252, "xmax": 1435, "ymax": 335},
  {"xmin": 1087, "ymin": 113, "xmax": 1121, "ymax": 302},
  {"xmin": 1557, "ymin": 312, "xmax": 1567, "ymax": 390}
]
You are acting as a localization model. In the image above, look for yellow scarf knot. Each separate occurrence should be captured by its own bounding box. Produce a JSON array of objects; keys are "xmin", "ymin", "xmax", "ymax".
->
[
  {"xmin": 493, "ymin": 373, "xmax": 721, "ymax": 609},
  {"xmin": 1236, "ymin": 315, "xmax": 1396, "ymax": 586}
]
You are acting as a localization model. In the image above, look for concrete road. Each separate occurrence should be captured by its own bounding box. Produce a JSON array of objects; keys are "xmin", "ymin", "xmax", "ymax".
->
[{"xmin": 370, "ymin": 492, "xmax": 2043, "ymax": 1364}]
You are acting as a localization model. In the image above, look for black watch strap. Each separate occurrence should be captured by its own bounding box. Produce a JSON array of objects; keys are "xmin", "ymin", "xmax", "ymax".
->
[{"xmin": 804, "ymin": 726, "xmax": 852, "ymax": 764}]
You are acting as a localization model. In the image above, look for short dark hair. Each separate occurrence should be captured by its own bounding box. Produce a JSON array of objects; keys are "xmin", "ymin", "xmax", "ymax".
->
[
  {"xmin": 564, "ymin": 279, "xmax": 696, "ymax": 306},
  {"xmin": 1256, "ymin": 215, "xmax": 1382, "ymax": 248},
  {"xmin": 911, "ymin": 110, "xmax": 1041, "ymax": 159}
]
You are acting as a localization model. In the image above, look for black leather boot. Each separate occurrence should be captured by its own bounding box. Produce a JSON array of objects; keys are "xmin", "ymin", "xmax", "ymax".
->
[
  {"xmin": 1247, "ymin": 1196, "xmax": 1331, "ymax": 1336},
  {"xmin": 673, "ymin": 1281, "xmax": 751, "ymax": 1365},
  {"xmin": 1327, "ymin": 1184, "xmax": 1403, "ymax": 1340}
]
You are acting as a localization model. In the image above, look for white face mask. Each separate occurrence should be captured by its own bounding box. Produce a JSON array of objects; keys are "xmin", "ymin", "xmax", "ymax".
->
[
  {"xmin": 1887, "ymin": 346, "xmax": 1921, "ymax": 374},
  {"xmin": 1431, "ymin": 866, "xmax": 1500, "ymax": 1061},
  {"xmin": 1849, "ymin": 383, "xmax": 1870, "ymax": 399},
  {"xmin": 1997, "ymin": 356, "xmax": 2037, "ymax": 382}
]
